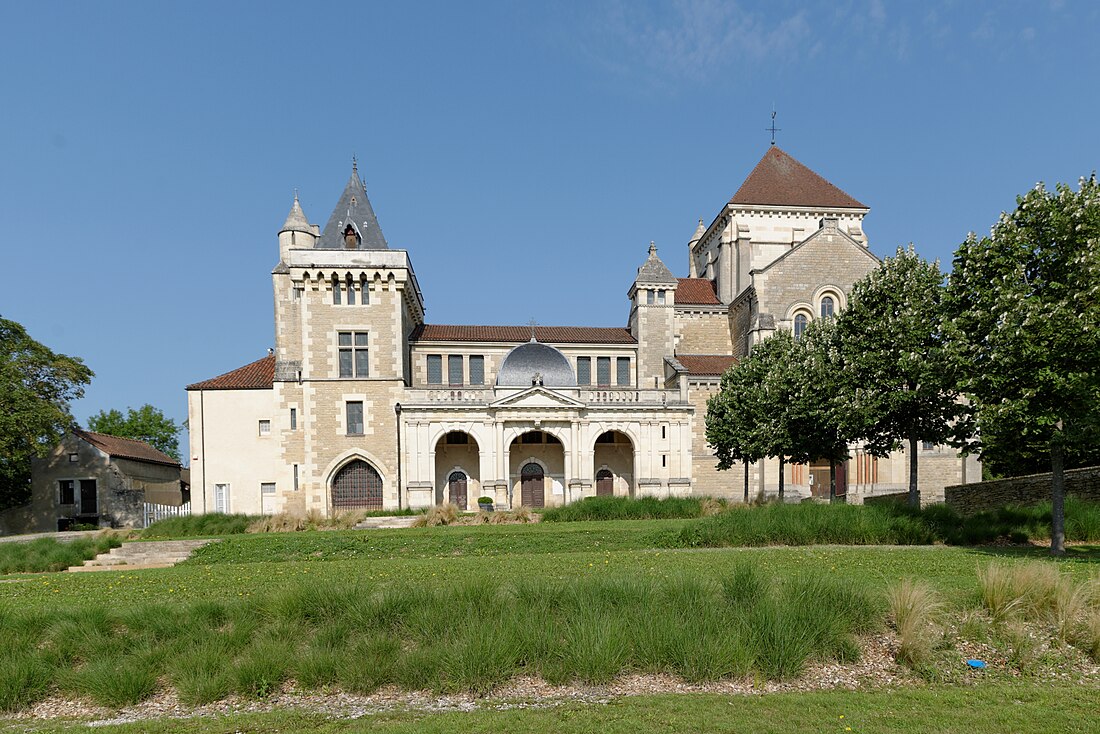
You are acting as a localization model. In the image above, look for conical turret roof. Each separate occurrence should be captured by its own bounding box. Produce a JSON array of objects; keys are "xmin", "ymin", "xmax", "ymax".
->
[
  {"xmin": 635, "ymin": 241, "xmax": 677, "ymax": 285},
  {"xmin": 279, "ymin": 192, "xmax": 311, "ymax": 233},
  {"xmin": 730, "ymin": 146, "xmax": 866, "ymax": 209},
  {"xmin": 317, "ymin": 160, "xmax": 389, "ymax": 249}
]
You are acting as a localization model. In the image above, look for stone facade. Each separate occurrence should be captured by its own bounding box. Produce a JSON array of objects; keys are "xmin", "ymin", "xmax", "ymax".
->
[
  {"xmin": 945, "ymin": 466, "xmax": 1100, "ymax": 515},
  {"xmin": 186, "ymin": 148, "xmax": 979, "ymax": 515}
]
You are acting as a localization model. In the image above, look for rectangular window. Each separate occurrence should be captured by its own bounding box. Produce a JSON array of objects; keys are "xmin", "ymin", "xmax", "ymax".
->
[
  {"xmin": 293, "ymin": 464, "xmax": 299, "ymax": 491},
  {"xmin": 338, "ymin": 331, "xmax": 369, "ymax": 378},
  {"xmin": 261, "ymin": 482, "xmax": 276, "ymax": 494},
  {"xmin": 577, "ymin": 357, "xmax": 591, "ymax": 385},
  {"xmin": 346, "ymin": 279, "xmax": 356, "ymax": 305},
  {"xmin": 361, "ymin": 283, "xmax": 369, "ymax": 305},
  {"xmin": 427, "ymin": 354, "xmax": 442, "ymax": 385},
  {"xmin": 258, "ymin": 419, "xmax": 271, "ymax": 435},
  {"xmin": 469, "ymin": 355, "xmax": 484, "ymax": 385},
  {"xmin": 59, "ymin": 480, "xmax": 75, "ymax": 505},
  {"xmin": 646, "ymin": 290, "xmax": 655, "ymax": 305},
  {"xmin": 597, "ymin": 356, "xmax": 611, "ymax": 386},
  {"xmin": 292, "ymin": 287, "xmax": 302, "ymax": 301},
  {"xmin": 922, "ymin": 441, "xmax": 935, "ymax": 451},
  {"xmin": 289, "ymin": 408, "xmax": 297, "ymax": 430},
  {"xmin": 346, "ymin": 401, "xmax": 364, "ymax": 435},
  {"xmin": 661, "ymin": 424, "xmax": 667, "ymax": 439},
  {"xmin": 214, "ymin": 484, "xmax": 230, "ymax": 513},
  {"xmin": 616, "ymin": 357, "xmax": 630, "ymax": 386},
  {"xmin": 68, "ymin": 452, "xmax": 78, "ymax": 463},
  {"xmin": 658, "ymin": 289, "xmax": 666, "ymax": 304},
  {"xmin": 332, "ymin": 278, "xmax": 341, "ymax": 305},
  {"xmin": 661, "ymin": 454, "xmax": 667, "ymax": 468},
  {"xmin": 448, "ymin": 355, "xmax": 463, "ymax": 386}
]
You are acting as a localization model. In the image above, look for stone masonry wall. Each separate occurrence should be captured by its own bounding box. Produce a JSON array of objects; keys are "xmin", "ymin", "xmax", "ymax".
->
[{"xmin": 946, "ymin": 466, "xmax": 1100, "ymax": 515}]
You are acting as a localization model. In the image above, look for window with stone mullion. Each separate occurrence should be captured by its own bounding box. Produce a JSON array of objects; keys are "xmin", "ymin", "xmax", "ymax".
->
[{"xmin": 338, "ymin": 332, "xmax": 369, "ymax": 378}]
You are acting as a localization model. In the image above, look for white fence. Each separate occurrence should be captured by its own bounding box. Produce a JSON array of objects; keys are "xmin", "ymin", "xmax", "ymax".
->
[{"xmin": 144, "ymin": 501, "xmax": 191, "ymax": 528}]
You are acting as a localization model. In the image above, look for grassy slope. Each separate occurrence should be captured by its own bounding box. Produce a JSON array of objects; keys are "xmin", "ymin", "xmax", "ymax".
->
[{"xmin": 14, "ymin": 684, "xmax": 1100, "ymax": 734}]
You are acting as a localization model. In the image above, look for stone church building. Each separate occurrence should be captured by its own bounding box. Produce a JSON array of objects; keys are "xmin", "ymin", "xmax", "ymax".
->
[{"xmin": 186, "ymin": 147, "xmax": 979, "ymax": 516}]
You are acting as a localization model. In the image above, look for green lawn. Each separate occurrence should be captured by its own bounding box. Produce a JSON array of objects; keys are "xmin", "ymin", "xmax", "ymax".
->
[{"xmin": 2, "ymin": 518, "xmax": 1099, "ymax": 731}]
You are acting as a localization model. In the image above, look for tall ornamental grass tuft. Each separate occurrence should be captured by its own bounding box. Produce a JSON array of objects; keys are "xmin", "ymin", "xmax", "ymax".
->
[
  {"xmin": 143, "ymin": 513, "xmax": 253, "ymax": 539},
  {"xmin": 0, "ymin": 566, "xmax": 879, "ymax": 711},
  {"xmin": 678, "ymin": 502, "xmax": 934, "ymax": 548},
  {"xmin": 887, "ymin": 580, "xmax": 943, "ymax": 670},
  {"xmin": 540, "ymin": 495, "xmax": 721, "ymax": 522},
  {"xmin": 0, "ymin": 534, "xmax": 123, "ymax": 574}
]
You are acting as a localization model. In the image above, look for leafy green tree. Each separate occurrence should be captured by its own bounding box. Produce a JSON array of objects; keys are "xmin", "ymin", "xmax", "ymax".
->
[
  {"xmin": 787, "ymin": 318, "xmax": 853, "ymax": 501},
  {"xmin": 0, "ymin": 316, "xmax": 93, "ymax": 509},
  {"xmin": 945, "ymin": 176, "xmax": 1100, "ymax": 555},
  {"xmin": 836, "ymin": 247, "xmax": 969, "ymax": 507},
  {"xmin": 87, "ymin": 404, "xmax": 182, "ymax": 461},
  {"xmin": 706, "ymin": 352, "xmax": 766, "ymax": 502}
]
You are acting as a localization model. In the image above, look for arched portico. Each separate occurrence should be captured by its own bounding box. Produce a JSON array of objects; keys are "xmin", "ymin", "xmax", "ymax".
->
[
  {"xmin": 507, "ymin": 430, "xmax": 565, "ymax": 508},
  {"xmin": 434, "ymin": 430, "xmax": 480, "ymax": 507},
  {"xmin": 593, "ymin": 430, "xmax": 634, "ymax": 498}
]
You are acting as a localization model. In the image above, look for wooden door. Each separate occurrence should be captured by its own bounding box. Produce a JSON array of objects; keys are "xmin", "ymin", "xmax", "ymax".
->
[
  {"xmin": 449, "ymin": 471, "xmax": 468, "ymax": 510},
  {"xmin": 520, "ymin": 463, "xmax": 544, "ymax": 507},
  {"xmin": 807, "ymin": 463, "xmax": 830, "ymax": 498},
  {"xmin": 79, "ymin": 479, "xmax": 97, "ymax": 514},
  {"xmin": 595, "ymin": 469, "xmax": 614, "ymax": 497}
]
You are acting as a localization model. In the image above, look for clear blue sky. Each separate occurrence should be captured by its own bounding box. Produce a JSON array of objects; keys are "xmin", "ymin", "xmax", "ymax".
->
[{"xmin": 2, "ymin": 1, "xmax": 1097, "ymax": 458}]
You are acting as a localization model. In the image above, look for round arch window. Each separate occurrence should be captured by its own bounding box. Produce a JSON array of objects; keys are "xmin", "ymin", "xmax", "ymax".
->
[
  {"xmin": 794, "ymin": 313, "xmax": 809, "ymax": 340},
  {"xmin": 820, "ymin": 295, "xmax": 835, "ymax": 319}
]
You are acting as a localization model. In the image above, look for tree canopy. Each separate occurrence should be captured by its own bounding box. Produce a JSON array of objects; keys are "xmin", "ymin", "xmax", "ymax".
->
[
  {"xmin": 945, "ymin": 175, "xmax": 1100, "ymax": 554},
  {"xmin": 837, "ymin": 247, "xmax": 968, "ymax": 506},
  {"xmin": 87, "ymin": 404, "xmax": 182, "ymax": 461},
  {"xmin": 0, "ymin": 316, "xmax": 93, "ymax": 510}
]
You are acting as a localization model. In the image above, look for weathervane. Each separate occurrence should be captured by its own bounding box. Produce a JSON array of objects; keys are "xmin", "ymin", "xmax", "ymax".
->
[{"xmin": 767, "ymin": 106, "xmax": 781, "ymax": 146}]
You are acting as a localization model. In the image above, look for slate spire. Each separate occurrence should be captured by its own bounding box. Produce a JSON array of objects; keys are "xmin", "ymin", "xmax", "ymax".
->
[
  {"xmin": 279, "ymin": 191, "xmax": 311, "ymax": 234},
  {"xmin": 317, "ymin": 160, "xmax": 389, "ymax": 249}
]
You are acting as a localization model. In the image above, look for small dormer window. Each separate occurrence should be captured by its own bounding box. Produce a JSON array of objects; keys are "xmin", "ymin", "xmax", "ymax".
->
[{"xmin": 343, "ymin": 223, "xmax": 359, "ymax": 249}]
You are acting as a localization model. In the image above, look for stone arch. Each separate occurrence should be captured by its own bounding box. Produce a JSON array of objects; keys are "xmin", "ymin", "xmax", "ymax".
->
[
  {"xmin": 433, "ymin": 430, "xmax": 481, "ymax": 506},
  {"xmin": 506, "ymin": 430, "xmax": 564, "ymax": 509},
  {"xmin": 592, "ymin": 430, "xmax": 634, "ymax": 498},
  {"xmin": 812, "ymin": 284, "xmax": 846, "ymax": 313}
]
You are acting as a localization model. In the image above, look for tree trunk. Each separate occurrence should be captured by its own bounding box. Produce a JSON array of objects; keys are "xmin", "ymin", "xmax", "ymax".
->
[
  {"xmin": 778, "ymin": 456, "xmax": 785, "ymax": 501},
  {"xmin": 908, "ymin": 434, "xmax": 919, "ymax": 508},
  {"xmin": 743, "ymin": 460, "xmax": 750, "ymax": 504},
  {"xmin": 829, "ymin": 460, "xmax": 836, "ymax": 503},
  {"xmin": 1051, "ymin": 438, "xmax": 1066, "ymax": 556}
]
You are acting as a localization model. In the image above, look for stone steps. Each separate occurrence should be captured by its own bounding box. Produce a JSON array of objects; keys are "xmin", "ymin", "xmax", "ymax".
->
[
  {"xmin": 354, "ymin": 515, "xmax": 420, "ymax": 530},
  {"xmin": 68, "ymin": 539, "xmax": 217, "ymax": 572}
]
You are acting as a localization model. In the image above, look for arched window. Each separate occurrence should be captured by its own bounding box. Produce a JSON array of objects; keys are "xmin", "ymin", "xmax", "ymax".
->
[
  {"xmin": 331, "ymin": 459, "xmax": 383, "ymax": 510},
  {"xmin": 820, "ymin": 296, "xmax": 835, "ymax": 319},
  {"xmin": 794, "ymin": 313, "xmax": 809, "ymax": 340}
]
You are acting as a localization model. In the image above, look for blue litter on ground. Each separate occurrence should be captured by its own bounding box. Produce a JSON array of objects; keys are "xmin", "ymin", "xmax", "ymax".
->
[{"xmin": 966, "ymin": 659, "xmax": 987, "ymax": 669}]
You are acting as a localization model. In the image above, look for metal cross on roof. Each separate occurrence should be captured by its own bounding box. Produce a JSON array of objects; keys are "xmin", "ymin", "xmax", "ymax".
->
[
  {"xmin": 528, "ymin": 318, "xmax": 538, "ymax": 341},
  {"xmin": 767, "ymin": 107, "xmax": 781, "ymax": 146}
]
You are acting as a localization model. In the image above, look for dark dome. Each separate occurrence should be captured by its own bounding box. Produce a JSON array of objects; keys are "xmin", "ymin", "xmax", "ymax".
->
[{"xmin": 496, "ymin": 341, "xmax": 576, "ymax": 387}]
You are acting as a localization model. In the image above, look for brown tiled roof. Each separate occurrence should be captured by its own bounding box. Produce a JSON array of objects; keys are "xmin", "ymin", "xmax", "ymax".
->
[
  {"xmin": 186, "ymin": 355, "xmax": 275, "ymax": 390},
  {"xmin": 411, "ymin": 324, "xmax": 636, "ymax": 344},
  {"xmin": 75, "ymin": 430, "xmax": 180, "ymax": 467},
  {"xmin": 676, "ymin": 278, "xmax": 722, "ymax": 305},
  {"xmin": 730, "ymin": 147, "xmax": 866, "ymax": 209},
  {"xmin": 677, "ymin": 354, "xmax": 738, "ymax": 376}
]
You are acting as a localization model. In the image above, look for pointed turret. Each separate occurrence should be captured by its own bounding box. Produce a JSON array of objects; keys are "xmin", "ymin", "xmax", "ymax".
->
[
  {"xmin": 280, "ymin": 192, "xmax": 311, "ymax": 234},
  {"xmin": 317, "ymin": 159, "xmax": 389, "ymax": 250},
  {"xmin": 687, "ymin": 219, "xmax": 705, "ymax": 277},
  {"xmin": 278, "ymin": 191, "xmax": 317, "ymax": 260},
  {"xmin": 629, "ymin": 242, "xmax": 677, "ymax": 390}
]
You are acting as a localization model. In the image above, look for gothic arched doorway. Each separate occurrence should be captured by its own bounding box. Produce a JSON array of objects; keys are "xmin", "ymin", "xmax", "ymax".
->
[
  {"xmin": 331, "ymin": 459, "xmax": 383, "ymax": 511},
  {"xmin": 520, "ymin": 462, "xmax": 545, "ymax": 508},
  {"xmin": 448, "ymin": 471, "xmax": 468, "ymax": 510}
]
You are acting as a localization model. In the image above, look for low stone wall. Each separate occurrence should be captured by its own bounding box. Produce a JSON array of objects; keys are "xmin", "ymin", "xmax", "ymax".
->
[
  {"xmin": 863, "ymin": 491, "xmax": 909, "ymax": 506},
  {"xmin": 945, "ymin": 466, "xmax": 1100, "ymax": 516}
]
